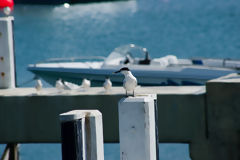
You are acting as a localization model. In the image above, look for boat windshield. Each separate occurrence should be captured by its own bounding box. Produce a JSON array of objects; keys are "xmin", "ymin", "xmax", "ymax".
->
[{"xmin": 103, "ymin": 44, "xmax": 148, "ymax": 65}]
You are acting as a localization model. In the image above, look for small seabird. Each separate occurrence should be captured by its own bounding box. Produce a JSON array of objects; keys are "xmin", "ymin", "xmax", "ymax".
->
[
  {"xmin": 114, "ymin": 67, "xmax": 137, "ymax": 96},
  {"xmin": 103, "ymin": 77, "xmax": 112, "ymax": 91},
  {"xmin": 81, "ymin": 78, "xmax": 91, "ymax": 89},
  {"xmin": 35, "ymin": 79, "xmax": 43, "ymax": 91},
  {"xmin": 55, "ymin": 78, "xmax": 64, "ymax": 90},
  {"xmin": 63, "ymin": 81, "xmax": 80, "ymax": 90}
]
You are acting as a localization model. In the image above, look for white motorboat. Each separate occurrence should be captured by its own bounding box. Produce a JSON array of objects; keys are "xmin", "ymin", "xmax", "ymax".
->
[{"xmin": 27, "ymin": 44, "xmax": 240, "ymax": 86}]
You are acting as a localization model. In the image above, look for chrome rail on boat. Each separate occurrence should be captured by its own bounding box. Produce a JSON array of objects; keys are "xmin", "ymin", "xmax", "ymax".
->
[{"xmin": 39, "ymin": 56, "xmax": 106, "ymax": 63}]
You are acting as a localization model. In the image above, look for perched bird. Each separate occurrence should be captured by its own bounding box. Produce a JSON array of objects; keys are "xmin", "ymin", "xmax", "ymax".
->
[
  {"xmin": 35, "ymin": 79, "xmax": 42, "ymax": 91},
  {"xmin": 63, "ymin": 81, "xmax": 80, "ymax": 90},
  {"xmin": 103, "ymin": 77, "xmax": 112, "ymax": 91},
  {"xmin": 114, "ymin": 67, "xmax": 137, "ymax": 96},
  {"xmin": 55, "ymin": 78, "xmax": 64, "ymax": 90},
  {"xmin": 81, "ymin": 78, "xmax": 91, "ymax": 89}
]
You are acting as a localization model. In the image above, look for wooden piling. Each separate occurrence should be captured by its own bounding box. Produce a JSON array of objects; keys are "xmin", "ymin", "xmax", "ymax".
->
[
  {"xmin": 60, "ymin": 110, "xmax": 104, "ymax": 160},
  {"xmin": 118, "ymin": 94, "xmax": 158, "ymax": 160},
  {"xmin": 0, "ymin": 143, "xmax": 19, "ymax": 160},
  {"xmin": 0, "ymin": 16, "xmax": 15, "ymax": 89}
]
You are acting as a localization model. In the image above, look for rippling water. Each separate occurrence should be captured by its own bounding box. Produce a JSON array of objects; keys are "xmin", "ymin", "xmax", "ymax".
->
[{"xmin": 12, "ymin": 0, "xmax": 240, "ymax": 86}]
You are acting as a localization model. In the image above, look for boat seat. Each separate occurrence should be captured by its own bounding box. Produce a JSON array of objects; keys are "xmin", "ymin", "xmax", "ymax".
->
[
  {"xmin": 139, "ymin": 58, "xmax": 151, "ymax": 65},
  {"xmin": 139, "ymin": 51, "xmax": 151, "ymax": 65}
]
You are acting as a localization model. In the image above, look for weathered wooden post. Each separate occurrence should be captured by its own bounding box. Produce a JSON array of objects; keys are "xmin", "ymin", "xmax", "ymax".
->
[
  {"xmin": 59, "ymin": 110, "xmax": 104, "ymax": 160},
  {"xmin": 118, "ymin": 94, "xmax": 158, "ymax": 160},
  {"xmin": 0, "ymin": 143, "xmax": 19, "ymax": 160},
  {"xmin": 0, "ymin": 16, "xmax": 18, "ymax": 160},
  {"xmin": 0, "ymin": 16, "xmax": 15, "ymax": 89}
]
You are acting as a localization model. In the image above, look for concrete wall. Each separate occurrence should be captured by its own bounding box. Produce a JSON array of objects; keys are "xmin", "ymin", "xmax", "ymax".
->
[
  {"xmin": 190, "ymin": 75, "xmax": 240, "ymax": 160},
  {"xmin": 1, "ymin": 74, "xmax": 240, "ymax": 160},
  {"xmin": 0, "ymin": 86, "xmax": 205, "ymax": 143},
  {"xmin": 0, "ymin": 95, "xmax": 121, "ymax": 143}
]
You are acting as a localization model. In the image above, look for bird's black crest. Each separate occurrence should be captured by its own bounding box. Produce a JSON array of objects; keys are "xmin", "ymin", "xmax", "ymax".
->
[
  {"xmin": 120, "ymin": 67, "xmax": 130, "ymax": 71},
  {"xmin": 114, "ymin": 67, "xmax": 130, "ymax": 73}
]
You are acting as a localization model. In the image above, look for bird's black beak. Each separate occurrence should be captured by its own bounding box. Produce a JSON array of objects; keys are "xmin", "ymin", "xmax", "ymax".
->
[{"xmin": 113, "ymin": 70, "xmax": 120, "ymax": 74}]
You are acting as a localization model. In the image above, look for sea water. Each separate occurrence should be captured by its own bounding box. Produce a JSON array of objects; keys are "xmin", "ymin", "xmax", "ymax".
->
[
  {"xmin": 0, "ymin": 143, "xmax": 191, "ymax": 160},
  {"xmin": 1, "ymin": 0, "xmax": 240, "ymax": 159},
  {"xmin": 13, "ymin": 0, "xmax": 240, "ymax": 87}
]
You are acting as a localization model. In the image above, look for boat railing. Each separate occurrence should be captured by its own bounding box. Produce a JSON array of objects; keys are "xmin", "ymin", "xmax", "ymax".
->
[
  {"xmin": 39, "ymin": 56, "xmax": 106, "ymax": 63},
  {"xmin": 190, "ymin": 57, "xmax": 240, "ymax": 70}
]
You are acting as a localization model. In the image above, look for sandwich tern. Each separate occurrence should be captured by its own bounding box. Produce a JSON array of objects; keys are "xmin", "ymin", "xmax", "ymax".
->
[
  {"xmin": 114, "ymin": 67, "xmax": 137, "ymax": 96},
  {"xmin": 103, "ymin": 77, "xmax": 112, "ymax": 91}
]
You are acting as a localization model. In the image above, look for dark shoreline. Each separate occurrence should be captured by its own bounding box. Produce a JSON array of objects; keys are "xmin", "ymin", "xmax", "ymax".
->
[{"xmin": 14, "ymin": 0, "xmax": 128, "ymax": 5}]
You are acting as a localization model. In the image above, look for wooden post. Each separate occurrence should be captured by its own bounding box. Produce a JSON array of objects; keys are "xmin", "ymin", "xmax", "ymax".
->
[
  {"xmin": 0, "ymin": 143, "xmax": 19, "ymax": 160},
  {"xmin": 118, "ymin": 94, "xmax": 158, "ymax": 160},
  {"xmin": 0, "ymin": 16, "xmax": 15, "ymax": 89},
  {"xmin": 59, "ymin": 110, "xmax": 104, "ymax": 160}
]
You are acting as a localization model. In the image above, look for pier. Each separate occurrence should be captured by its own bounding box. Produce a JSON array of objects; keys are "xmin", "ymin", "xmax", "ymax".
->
[
  {"xmin": 1, "ymin": 14, "xmax": 240, "ymax": 160},
  {"xmin": 0, "ymin": 73, "xmax": 240, "ymax": 159},
  {"xmin": 0, "ymin": 85, "xmax": 204, "ymax": 143}
]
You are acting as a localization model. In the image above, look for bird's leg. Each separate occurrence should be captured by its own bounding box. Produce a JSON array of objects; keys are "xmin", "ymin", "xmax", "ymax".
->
[
  {"xmin": 125, "ymin": 90, "xmax": 128, "ymax": 97},
  {"xmin": 133, "ymin": 90, "xmax": 135, "ymax": 97}
]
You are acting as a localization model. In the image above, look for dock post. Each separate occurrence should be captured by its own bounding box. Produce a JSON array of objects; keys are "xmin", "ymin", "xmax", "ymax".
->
[
  {"xmin": 118, "ymin": 94, "xmax": 158, "ymax": 160},
  {"xmin": 59, "ymin": 110, "xmax": 104, "ymax": 160},
  {"xmin": 0, "ymin": 16, "xmax": 15, "ymax": 89},
  {"xmin": 0, "ymin": 143, "xmax": 19, "ymax": 160}
]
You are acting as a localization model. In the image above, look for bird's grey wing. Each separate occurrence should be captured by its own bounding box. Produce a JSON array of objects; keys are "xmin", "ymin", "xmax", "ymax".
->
[
  {"xmin": 134, "ymin": 77, "xmax": 137, "ymax": 87},
  {"xmin": 123, "ymin": 79, "xmax": 127, "ymax": 88}
]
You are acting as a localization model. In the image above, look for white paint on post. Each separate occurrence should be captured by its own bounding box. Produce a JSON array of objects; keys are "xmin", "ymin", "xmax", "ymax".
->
[
  {"xmin": 60, "ymin": 110, "xmax": 104, "ymax": 160},
  {"xmin": 118, "ymin": 95, "xmax": 157, "ymax": 160},
  {"xmin": 0, "ymin": 16, "xmax": 15, "ymax": 89}
]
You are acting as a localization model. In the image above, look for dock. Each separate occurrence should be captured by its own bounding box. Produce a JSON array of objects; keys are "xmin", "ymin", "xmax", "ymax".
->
[
  {"xmin": 0, "ymin": 86, "xmax": 205, "ymax": 143},
  {"xmin": 1, "ymin": 16, "xmax": 240, "ymax": 160},
  {"xmin": 1, "ymin": 73, "xmax": 240, "ymax": 160}
]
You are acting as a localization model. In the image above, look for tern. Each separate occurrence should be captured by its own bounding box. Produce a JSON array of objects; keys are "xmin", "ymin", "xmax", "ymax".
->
[
  {"xmin": 63, "ymin": 81, "xmax": 80, "ymax": 90},
  {"xmin": 35, "ymin": 79, "xmax": 43, "ymax": 91},
  {"xmin": 103, "ymin": 77, "xmax": 112, "ymax": 91},
  {"xmin": 55, "ymin": 78, "xmax": 64, "ymax": 90},
  {"xmin": 81, "ymin": 78, "xmax": 91, "ymax": 88},
  {"xmin": 114, "ymin": 67, "xmax": 137, "ymax": 96}
]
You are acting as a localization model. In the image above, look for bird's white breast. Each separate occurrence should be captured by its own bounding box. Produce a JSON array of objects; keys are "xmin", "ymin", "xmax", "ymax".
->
[
  {"xmin": 104, "ymin": 79, "xmax": 112, "ymax": 90},
  {"xmin": 123, "ymin": 75, "xmax": 137, "ymax": 91}
]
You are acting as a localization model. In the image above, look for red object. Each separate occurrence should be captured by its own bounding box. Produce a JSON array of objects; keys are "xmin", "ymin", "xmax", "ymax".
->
[{"xmin": 0, "ymin": 0, "xmax": 14, "ymax": 10}]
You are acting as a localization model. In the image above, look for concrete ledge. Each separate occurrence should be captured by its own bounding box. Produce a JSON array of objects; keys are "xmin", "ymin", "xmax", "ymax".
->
[
  {"xmin": 189, "ymin": 73, "xmax": 240, "ymax": 160},
  {"xmin": 0, "ymin": 86, "xmax": 205, "ymax": 96},
  {"xmin": 0, "ymin": 86, "xmax": 205, "ymax": 143}
]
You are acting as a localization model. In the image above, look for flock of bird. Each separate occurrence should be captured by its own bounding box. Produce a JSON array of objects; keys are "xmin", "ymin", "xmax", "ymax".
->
[{"xmin": 35, "ymin": 67, "xmax": 137, "ymax": 96}]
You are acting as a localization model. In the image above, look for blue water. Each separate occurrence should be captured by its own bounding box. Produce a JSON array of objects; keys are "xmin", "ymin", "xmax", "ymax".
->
[
  {"xmin": 0, "ymin": 143, "xmax": 191, "ymax": 160},
  {"xmin": 1, "ymin": 0, "xmax": 240, "ymax": 159},
  {"xmin": 13, "ymin": 0, "xmax": 240, "ymax": 86}
]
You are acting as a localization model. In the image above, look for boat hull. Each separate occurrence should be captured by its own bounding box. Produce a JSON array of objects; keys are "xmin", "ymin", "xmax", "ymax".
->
[{"xmin": 28, "ymin": 65, "xmax": 238, "ymax": 86}]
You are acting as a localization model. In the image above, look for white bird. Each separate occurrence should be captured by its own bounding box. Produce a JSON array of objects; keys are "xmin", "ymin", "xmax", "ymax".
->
[
  {"xmin": 103, "ymin": 77, "xmax": 112, "ymax": 91},
  {"xmin": 81, "ymin": 78, "xmax": 91, "ymax": 89},
  {"xmin": 63, "ymin": 81, "xmax": 80, "ymax": 90},
  {"xmin": 55, "ymin": 79, "xmax": 64, "ymax": 90},
  {"xmin": 35, "ymin": 79, "xmax": 43, "ymax": 91},
  {"xmin": 114, "ymin": 67, "xmax": 137, "ymax": 96}
]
